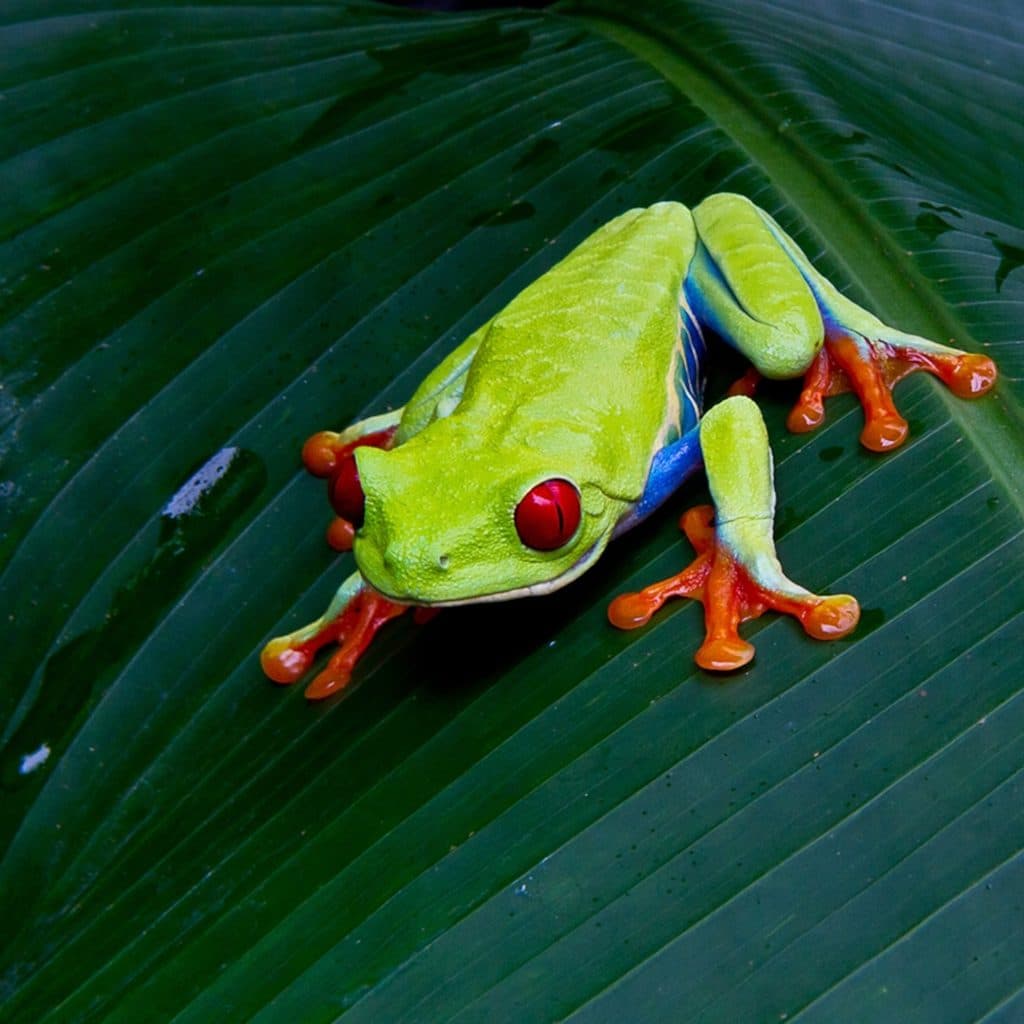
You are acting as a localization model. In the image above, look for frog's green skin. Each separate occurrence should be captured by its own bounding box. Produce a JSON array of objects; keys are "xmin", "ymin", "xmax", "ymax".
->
[
  {"xmin": 265, "ymin": 193, "xmax": 994, "ymax": 691},
  {"xmin": 358, "ymin": 200, "xmax": 700, "ymax": 605}
]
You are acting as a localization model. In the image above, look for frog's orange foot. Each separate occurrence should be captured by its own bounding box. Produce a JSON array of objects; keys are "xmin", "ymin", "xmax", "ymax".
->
[
  {"xmin": 608, "ymin": 506, "xmax": 859, "ymax": 672},
  {"xmin": 261, "ymin": 588, "xmax": 409, "ymax": 700},
  {"xmin": 788, "ymin": 326, "xmax": 996, "ymax": 452},
  {"xmin": 726, "ymin": 366, "xmax": 762, "ymax": 399},
  {"xmin": 301, "ymin": 426, "xmax": 398, "ymax": 550}
]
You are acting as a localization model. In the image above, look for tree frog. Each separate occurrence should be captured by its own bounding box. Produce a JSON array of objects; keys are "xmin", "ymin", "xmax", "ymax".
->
[{"xmin": 261, "ymin": 194, "xmax": 996, "ymax": 699}]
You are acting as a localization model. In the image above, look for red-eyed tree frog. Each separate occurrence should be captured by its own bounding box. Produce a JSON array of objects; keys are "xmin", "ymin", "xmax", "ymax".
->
[{"xmin": 261, "ymin": 194, "xmax": 997, "ymax": 700}]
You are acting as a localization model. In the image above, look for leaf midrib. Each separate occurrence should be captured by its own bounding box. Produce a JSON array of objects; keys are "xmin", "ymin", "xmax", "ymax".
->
[{"xmin": 559, "ymin": 4, "xmax": 1024, "ymax": 522}]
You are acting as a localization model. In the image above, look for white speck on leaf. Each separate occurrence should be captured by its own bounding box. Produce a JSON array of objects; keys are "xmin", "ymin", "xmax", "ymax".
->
[
  {"xmin": 163, "ymin": 447, "xmax": 238, "ymax": 518},
  {"xmin": 19, "ymin": 743, "xmax": 51, "ymax": 775}
]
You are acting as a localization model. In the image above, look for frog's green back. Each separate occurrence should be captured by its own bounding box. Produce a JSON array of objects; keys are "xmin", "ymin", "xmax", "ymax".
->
[
  {"xmin": 350, "ymin": 203, "xmax": 700, "ymax": 606},
  {"xmin": 455, "ymin": 202, "xmax": 696, "ymax": 500}
]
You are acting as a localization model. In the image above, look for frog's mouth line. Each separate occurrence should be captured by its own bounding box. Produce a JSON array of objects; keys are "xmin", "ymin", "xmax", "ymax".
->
[{"xmin": 362, "ymin": 535, "xmax": 607, "ymax": 608}]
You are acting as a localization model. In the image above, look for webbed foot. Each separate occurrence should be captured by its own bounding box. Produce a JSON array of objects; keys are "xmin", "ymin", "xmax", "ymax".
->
[
  {"xmin": 608, "ymin": 396, "xmax": 858, "ymax": 671},
  {"xmin": 690, "ymin": 195, "xmax": 997, "ymax": 453},
  {"xmin": 261, "ymin": 581, "xmax": 409, "ymax": 700},
  {"xmin": 609, "ymin": 506, "xmax": 858, "ymax": 671},
  {"xmin": 788, "ymin": 324, "xmax": 997, "ymax": 452}
]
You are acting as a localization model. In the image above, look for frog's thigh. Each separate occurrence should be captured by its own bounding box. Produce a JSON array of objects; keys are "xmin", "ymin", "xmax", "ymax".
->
[{"xmin": 687, "ymin": 193, "xmax": 823, "ymax": 380}]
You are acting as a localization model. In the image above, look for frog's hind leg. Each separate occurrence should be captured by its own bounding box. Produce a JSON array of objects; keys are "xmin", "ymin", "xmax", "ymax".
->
[
  {"xmin": 609, "ymin": 396, "xmax": 859, "ymax": 671},
  {"xmin": 686, "ymin": 193, "xmax": 826, "ymax": 382},
  {"xmin": 752, "ymin": 205, "xmax": 997, "ymax": 449},
  {"xmin": 692, "ymin": 193, "xmax": 996, "ymax": 452}
]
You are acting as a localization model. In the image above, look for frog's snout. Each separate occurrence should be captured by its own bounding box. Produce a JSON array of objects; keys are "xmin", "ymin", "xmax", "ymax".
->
[
  {"xmin": 381, "ymin": 541, "xmax": 451, "ymax": 577},
  {"xmin": 353, "ymin": 530, "xmax": 454, "ymax": 604}
]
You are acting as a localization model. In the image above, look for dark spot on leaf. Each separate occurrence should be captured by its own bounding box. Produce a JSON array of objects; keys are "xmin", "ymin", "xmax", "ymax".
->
[
  {"xmin": 860, "ymin": 152, "xmax": 915, "ymax": 180},
  {"xmin": 596, "ymin": 102, "xmax": 678, "ymax": 155},
  {"xmin": 368, "ymin": 21, "xmax": 531, "ymax": 75},
  {"xmin": 552, "ymin": 29, "xmax": 588, "ymax": 52},
  {"xmin": 295, "ymin": 21, "xmax": 533, "ymax": 151},
  {"xmin": 915, "ymin": 211, "xmax": 958, "ymax": 243},
  {"xmin": 919, "ymin": 201, "xmax": 962, "ymax": 218},
  {"xmin": 470, "ymin": 200, "xmax": 536, "ymax": 227},
  {"xmin": 292, "ymin": 74, "xmax": 412, "ymax": 151},
  {"xmin": 990, "ymin": 238, "xmax": 1024, "ymax": 292},
  {"xmin": 818, "ymin": 445, "xmax": 844, "ymax": 462}
]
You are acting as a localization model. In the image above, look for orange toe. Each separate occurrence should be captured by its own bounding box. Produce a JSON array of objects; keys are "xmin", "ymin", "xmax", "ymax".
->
[
  {"xmin": 261, "ymin": 638, "xmax": 315, "ymax": 685},
  {"xmin": 789, "ymin": 326, "xmax": 997, "ymax": 452},
  {"xmin": 696, "ymin": 636, "xmax": 755, "ymax": 672},
  {"xmin": 801, "ymin": 594, "xmax": 860, "ymax": 640}
]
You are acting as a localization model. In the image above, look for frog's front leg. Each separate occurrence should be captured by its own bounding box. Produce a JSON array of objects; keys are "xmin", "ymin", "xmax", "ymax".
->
[
  {"xmin": 689, "ymin": 194, "xmax": 996, "ymax": 451},
  {"xmin": 261, "ymin": 570, "xmax": 415, "ymax": 699},
  {"xmin": 609, "ymin": 396, "xmax": 859, "ymax": 670},
  {"xmin": 255, "ymin": 409, "xmax": 405, "ymax": 699},
  {"xmin": 261, "ymin": 321, "xmax": 487, "ymax": 698},
  {"xmin": 302, "ymin": 409, "xmax": 402, "ymax": 551}
]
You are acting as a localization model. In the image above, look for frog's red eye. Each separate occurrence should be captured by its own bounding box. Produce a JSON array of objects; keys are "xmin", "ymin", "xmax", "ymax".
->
[
  {"xmin": 514, "ymin": 478, "xmax": 581, "ymax": 550},
  {"xmin": 330, "ymin": 455, "xmax": 365, "ymax": 526}
]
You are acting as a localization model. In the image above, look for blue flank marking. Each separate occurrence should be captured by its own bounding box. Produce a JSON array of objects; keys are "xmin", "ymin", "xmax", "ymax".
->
[
  {"xmin": 612, "ymin": 298, "xmax": 706, "ymax": 538},
  {"xmin": 677, "ymin": 301, "xmax": 706, "ymax": 434}
]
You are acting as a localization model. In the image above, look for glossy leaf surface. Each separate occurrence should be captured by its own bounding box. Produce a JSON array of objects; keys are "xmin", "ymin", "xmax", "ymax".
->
[{"xmin": 1, "ymin": 1, "xmax": 1022, "ymax": 1021}]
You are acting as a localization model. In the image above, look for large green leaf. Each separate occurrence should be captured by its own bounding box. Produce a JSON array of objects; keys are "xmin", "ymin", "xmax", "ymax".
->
[{"xmin": 2, "ymin": 1, "xmax": 1022, "ymax": 1020}]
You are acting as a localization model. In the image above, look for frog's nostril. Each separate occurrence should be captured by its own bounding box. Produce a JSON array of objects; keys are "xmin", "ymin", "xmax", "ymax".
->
[{"xmin": 438, "ymin": 553, "xmax": 451, "ymax": 570}]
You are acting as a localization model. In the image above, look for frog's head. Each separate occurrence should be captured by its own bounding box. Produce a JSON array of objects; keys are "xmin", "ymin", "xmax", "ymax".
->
[{"xmin": 348, "ymin": 420, "xmax": 624, "ymax": 605}]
